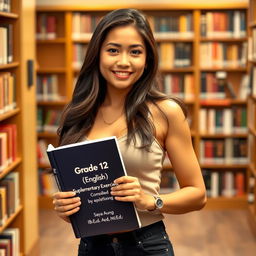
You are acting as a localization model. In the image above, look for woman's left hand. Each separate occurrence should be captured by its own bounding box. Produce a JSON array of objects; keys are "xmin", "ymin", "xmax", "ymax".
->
[{"xmin": 110, "ymin": 176, "xmax": 154, "ymax": 210}]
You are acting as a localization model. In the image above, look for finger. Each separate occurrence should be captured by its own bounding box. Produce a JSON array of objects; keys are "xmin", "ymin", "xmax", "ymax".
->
[
  {"xmin": 53, "ymin": 196, "xmax": 80, "ymax": 207},
  {"xmin": 53, "ymin": 191, "xmax": 76, "ymax": 199},
  {"xmin": 114, "ymin": 195, "xmax": 139, "ymax": 202},
  {"xmin": 111, "ymin": 182, "xmax": 140, "ymax": 191},
  {"xmin": 57, "ymin": 206, "xmax": 80, "ymax": 217},
  {"xmin": 55, "ymin": 200, "xmax": 81, "ymax": 213},
  {"xmin": 111, "ymin": 189, "xmax": 140, "ymax": 197},
  {"xmin": 114, "ymin": 176, "xmax": 138, "ymax": 184}
]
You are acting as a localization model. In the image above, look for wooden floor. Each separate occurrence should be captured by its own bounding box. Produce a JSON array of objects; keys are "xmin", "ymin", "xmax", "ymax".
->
[{"xmin": 39, "ymin": 209, "xmax": 256, "ymax": 256}]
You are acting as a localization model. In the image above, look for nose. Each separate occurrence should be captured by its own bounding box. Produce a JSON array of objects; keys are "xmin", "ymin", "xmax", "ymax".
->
[{"xmin": 117, "ymin": 53, "xmax": 130, "ymax": 67}]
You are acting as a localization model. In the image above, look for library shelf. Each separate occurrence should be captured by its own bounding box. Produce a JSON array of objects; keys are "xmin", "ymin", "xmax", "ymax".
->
[
  {"xmin": 0, "ymin": 157, "xmax": 22, "ymax": 179},
  {"xmin": 0, "ymin": 108, "xmax": 20, "ymax": 122},
  {"xmin": 36, "ymin": 3, "xmax": 249, "ymax": 211},
  {"xmin": 0, "ymin": 62, "xmax": 19, "ymax": 70},
  {"xmin": 0, "ymin": 206, "xmax": 23, "ymax": 234}
]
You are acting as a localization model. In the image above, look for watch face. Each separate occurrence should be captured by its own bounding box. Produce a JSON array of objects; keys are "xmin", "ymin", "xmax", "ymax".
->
[{"xmin": 156, "ymin": 198, "xmax": 164, "ymax": 209}]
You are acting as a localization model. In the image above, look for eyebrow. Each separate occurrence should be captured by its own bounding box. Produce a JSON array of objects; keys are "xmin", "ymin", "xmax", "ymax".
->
[{"xmin": 105, "ymin": 42, "xmax": 145, "ymax": 49}]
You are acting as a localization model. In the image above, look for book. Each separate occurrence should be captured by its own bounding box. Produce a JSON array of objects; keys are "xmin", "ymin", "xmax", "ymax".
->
[{"xmin": 46, "ymin": 136, "xmax": 141, "ymax": 238}]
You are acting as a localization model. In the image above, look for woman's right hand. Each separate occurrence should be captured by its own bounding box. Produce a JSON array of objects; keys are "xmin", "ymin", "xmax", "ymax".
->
[{"xmin": 52, "ymin": 191, "xmax": 81, "ymax": 223}]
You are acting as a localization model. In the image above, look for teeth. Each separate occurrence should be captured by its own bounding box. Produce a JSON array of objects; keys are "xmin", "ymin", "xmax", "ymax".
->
[{"xmin": 114, "ymin": 71, "xmax": 130, "ymax": 76}]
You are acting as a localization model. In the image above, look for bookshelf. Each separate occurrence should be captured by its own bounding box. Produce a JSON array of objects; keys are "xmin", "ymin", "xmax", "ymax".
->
[
  {"xmin": 36, "ymin": 3, "xmax": 249, "ymax": 211},
  {"xmin": 0, "ymin": 0, "xmax": 39, "ymax": 255},
  {"xmin": 247, "ymin": 0, "xmax": 256, "ymax": 236}
]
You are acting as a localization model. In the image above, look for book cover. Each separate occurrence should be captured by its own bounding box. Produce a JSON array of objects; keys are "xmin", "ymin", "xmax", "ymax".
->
[{"xmin": 47, "ymin": 136, "xmax": 141, "ymax": 238}]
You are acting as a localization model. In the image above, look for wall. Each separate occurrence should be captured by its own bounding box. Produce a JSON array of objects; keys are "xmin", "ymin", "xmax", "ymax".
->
[{"xmin": 36, "ymin": 0, "xmax": 248, "ymax": 8}]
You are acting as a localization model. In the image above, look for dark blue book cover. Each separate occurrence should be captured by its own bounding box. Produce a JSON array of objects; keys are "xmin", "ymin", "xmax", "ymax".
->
[{"xmin": 46, "ymin": 136, "xmax": 141, "ymax": 238}]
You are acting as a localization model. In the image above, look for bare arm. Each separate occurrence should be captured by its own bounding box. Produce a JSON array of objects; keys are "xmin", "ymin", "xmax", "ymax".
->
[
  {"xmin": 158, "ymin": 100, "xmax": 206, "ymax": 214},
  {"xmin": 111, "ymin": 100, "xmax": 206, "ymax": 214}
]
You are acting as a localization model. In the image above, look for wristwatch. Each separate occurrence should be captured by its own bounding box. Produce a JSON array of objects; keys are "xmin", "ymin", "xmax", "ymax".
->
[
  {"xmin": 154, "ymin": 195, "xmax": 164, "ymax": 209},
  {"xmin": 148, "ymin": 195, "xmax": 164, "ymax": 212}
]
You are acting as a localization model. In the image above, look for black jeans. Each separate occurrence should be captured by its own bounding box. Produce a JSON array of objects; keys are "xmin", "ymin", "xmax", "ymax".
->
[{"xmin": 78, "ymin": 221, "xmax": 174, "ymax": 256}]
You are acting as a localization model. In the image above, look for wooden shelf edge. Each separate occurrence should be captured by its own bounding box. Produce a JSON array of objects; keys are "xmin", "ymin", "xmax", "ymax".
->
[
  {"xmin": 249, "ymin": 21, "xmax": 256, "ymax": 28},
  {"xmin": 200, "ymin": 99, "xmax": 247, "ymax": 106},
  {"xmin": 0, "ymin": 205, "xmax": 23, "ymax": 233},
  {"xmin": 200, "ymin": 164, "xmax": 248, "ymax": 169},
  {"xmin": 200, "ymin": 37, "xmax": 247, "ymax": 42},
  {"xmin": 247, "ymin": 205, "xmax": 256, "ymax": 237},
  {"xmin": 0, "ymin": 108, "xmax": 20, "ymax": 121},
  {"xmin": 200, "ymin": 133, "xmax": 247, "ymax": 138},
  {"xmin": 36, "ymin": 3, "xmax": 248, "ymax": 11},
  {"xmin": 200, "ymin": 67, "xmax": 247, "ymax": 72},
  {"xmin": 205, "ymin": 196, "xmax": 247, "ymax": 209},
  {"xmin": 37, "ymin": 68, "xmax": 67, "ymax": 73},
  {"xmin": 37, "ymin": 132, "xmax": 58, "ymax": 138},
  {"xmin": 0, "ymin": 62, "xmax": 19, "ymax": 70},
  {"xmin": 0, "ymin": 157, "xmax": 22, "ymax": 179},
  {"xmin": 248, "ymin": 126, "xmax": 256, "ymax": 137},
  {"xmin": 0, "ymin": 11, "xmax": 18, "ymax": 18},
  {"xmin": 159, "ymin": 67, "xmax": 195, "ymax": 73},
  {"xmin": 248, "ymin": 163, "xmax": 256, "ymax": 178},
  {"xmin": 37, "ymin": 38, "xmax": 66, "ymax": 43},
  {"xmin": 37, "ymin": 100, "xmax": 68, "ymax": 106}
]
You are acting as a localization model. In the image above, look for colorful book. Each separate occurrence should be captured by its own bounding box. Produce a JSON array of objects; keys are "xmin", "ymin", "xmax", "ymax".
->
[{"xmin": 47, "ymin": 136, "xmax": 141, "ymax": 238}]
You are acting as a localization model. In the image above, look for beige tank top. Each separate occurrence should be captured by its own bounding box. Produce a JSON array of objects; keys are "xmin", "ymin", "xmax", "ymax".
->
[{"xmin": 117, "ymin": 133, "xmax": 165, "ymax": 227}]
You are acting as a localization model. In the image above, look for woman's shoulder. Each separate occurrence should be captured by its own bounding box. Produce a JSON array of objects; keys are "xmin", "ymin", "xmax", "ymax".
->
[{"xmin": 152, "ymin": 99, "xmax": 186, "ymax": 121}]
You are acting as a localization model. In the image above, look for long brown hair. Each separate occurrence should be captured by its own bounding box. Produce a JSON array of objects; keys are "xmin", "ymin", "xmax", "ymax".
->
[{"xmin": 57, "ymin": 8, "xmax": 187, "ymax": 148}]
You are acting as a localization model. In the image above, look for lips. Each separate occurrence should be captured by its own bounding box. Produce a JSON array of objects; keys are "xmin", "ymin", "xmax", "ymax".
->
[{"xmin": 112, "ymin": 71, "xmax": 132, "ymax": 79}]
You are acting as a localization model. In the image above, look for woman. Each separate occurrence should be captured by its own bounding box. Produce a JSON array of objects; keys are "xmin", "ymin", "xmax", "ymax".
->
[{"xmin": 53, "ymin": 8, "xmax": 206, "ymax": 256}]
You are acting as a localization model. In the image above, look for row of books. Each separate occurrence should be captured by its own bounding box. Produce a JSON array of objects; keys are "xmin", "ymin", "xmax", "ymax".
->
[
  {"xmin": 160, "ymin": 73, "xmax": 194, "ymax": 100},
  {"xmin": 36, "ymin": 14, "xmax": 57, "ymax": 40},
  {"xmin": 37, "ymin": 109, "xmax": 62, "ymax": 133},
  {"xmin": 37, "ymin": 10, "xmax": 248, "ymax": 41},
  {"xmin": 160, "ymin": 169, "xmax": 245, "ymax": 198},
  {"xmin": 200, "ymin": 11, "xmax": 246, "ymax": 38},
  {"xmin": 200, "ymin": 138, "xmax": 247, "ymax": 164},
  {"xmin": 0, "ymin": 24, "xmax": 13, "ymax": 65},
  {"xmin": 72, "ymin": 13, "xmax": 102, "ymax": 40},
  {"xmin": 199, "ymin": 107, "xmax": 247, "ymax": 134},
  {"xmin": 0, "ymin": 172, "xmax": 20, "ymax": 226},
  {"xmin": 200, "ymin": 42, "xmax": 247, "ymax": 68},
  {"xmin": 0, "ymin": 228, "xmax": 20, "ymax": 256},
  {"xmin": 200, "ymin": 73, "xmax": 249, "ymax": 100},
  {"xmin": 38, "ymin": 169, "xmax": 58, "ymax": 196},
  {"xmin": 72, "ymin": 13, "xmax": 194, "ymax": 40},
  {"xmin": 36, "ymin": 75, "xmax": 64, "ymax": 101},
  {"xmin": 158, "ymin": 42, "xmax": 192, "ymax": 68},
  {"xmin": 0, "ymin": 72, "xmax": 16, "ymax": 114},
  {"xmin": 0, "ymin": 0, "xmax": 11, "ymax": 13},
  {"xmin": 202, "ymin": 170, "xmax": 245, "ymax": 198},
  {"xmin": 73, "ymin": 44, "xmax": 88, "ymax": 69},
  {"xmin": 0, "ymin": 124, "xmax": 17, "ymax": 172},
  {"xmin": 249, "ymin": 66, "xmax": 256, "ymax": 98},
  {"xmin": 248, "ymin": 28, "xmax": 256, "ymax": 61},
  {"xmin": 37, "ymin": 139, "xmax": 50, "ymax": 166},
  {"xmin": 148, "ymin": 14, "xmax": 194, "ymax": 38}
]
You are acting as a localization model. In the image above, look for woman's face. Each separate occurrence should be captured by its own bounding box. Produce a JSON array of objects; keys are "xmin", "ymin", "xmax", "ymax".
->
[{"xmin": 99, "ymin": 25, "xmax": 147, "ymax": 92}]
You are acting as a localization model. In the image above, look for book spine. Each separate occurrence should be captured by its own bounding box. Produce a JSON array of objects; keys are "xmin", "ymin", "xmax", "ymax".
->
[{"xmin": 46, "ymin": 151, "xmax": 81, "ymax": 238}]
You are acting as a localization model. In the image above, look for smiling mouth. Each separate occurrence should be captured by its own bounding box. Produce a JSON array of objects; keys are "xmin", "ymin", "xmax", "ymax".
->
[{"xmin": 112, "ymin": 71, "xmax": 132, "ymax": 79}]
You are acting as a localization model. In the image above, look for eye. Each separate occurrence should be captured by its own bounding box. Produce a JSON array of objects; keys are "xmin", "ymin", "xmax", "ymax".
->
[
  {"xmin": 107, "ymin": 48, "xmax": 118, "ymax": 54},
  {"xmin": 131, "ymin": 49, "xmax": 142, "ymax": 55}
]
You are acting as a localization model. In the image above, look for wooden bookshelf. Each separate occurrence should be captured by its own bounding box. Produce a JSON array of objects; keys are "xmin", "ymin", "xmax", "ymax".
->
[
  {"xmin": 36, "ymin": 3, "xmax": 249, "ymax": 210},
  {"xmin": 247, "ymin": 0, "xmax": 256, "ymax": 236},
  {"xmin": 0, "ymin": 0, "xmax": 39, "ymax": 255}
]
